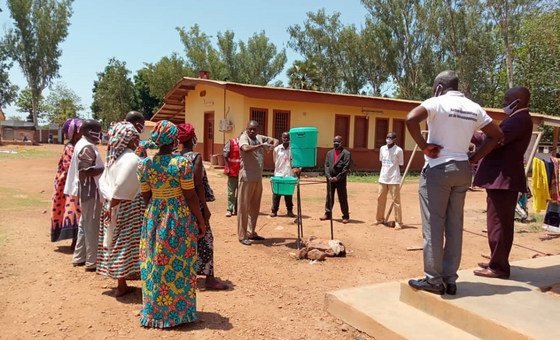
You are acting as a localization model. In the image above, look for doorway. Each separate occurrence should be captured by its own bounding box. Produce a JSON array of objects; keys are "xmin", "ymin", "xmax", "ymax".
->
[{"xmin": 203, "ymin": 111, "xmax": 215, "ymax": 161}]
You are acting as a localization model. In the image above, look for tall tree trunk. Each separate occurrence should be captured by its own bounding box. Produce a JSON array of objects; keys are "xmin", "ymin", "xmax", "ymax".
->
[{"xmin": 503, "ymin": 0, "xmax": 515, "ymax": 88}]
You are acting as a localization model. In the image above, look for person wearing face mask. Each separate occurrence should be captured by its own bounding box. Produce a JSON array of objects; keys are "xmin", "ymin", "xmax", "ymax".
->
[
  {"xmin": 237, "ymin": 120, "xmax": 279, "ymax": 245},
  {"xmin": 406, "ymin": 70, "xmax": 503, "ymax": 295},
  {"xmin": 64, "ymin": 119, "xmax": 105, "ymax": 271},
  {"xmin": 270, "ymin": 132, "xmax": 296, "ymax": 218},
  {"xmin": 471, "ymin": 87, "xmax": 533, "ymax": 279},
  {"xmin": 376, "ymin": 132, "xmax": 404, "ymax": 229},
  {"xmin": 125, "ymin": 111, "xmax": 148, "ymax": 158},
  {"xmin": 97, "ymin": 122, "xmax": 144, "ymax": 297},
  {"xmin": 176, "ymin": 123, "xmax": 228, "ymax": 290},
  {"xmin": 320, "ymin": 135, "xmax": 352, "ymax": 224}
]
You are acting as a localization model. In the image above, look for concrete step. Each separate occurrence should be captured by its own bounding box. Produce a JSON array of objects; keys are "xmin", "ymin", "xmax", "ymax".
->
[
  {"xmin": 326, "ymin": 255, "xmax": 560, "ymax": 339},
  {"xmin": 401, "ymin": 255, "xmax": 560, "ymax": 339},
  {"xmin": 325, "ymin": 282, "xmax": 478, "ymax": 340}
]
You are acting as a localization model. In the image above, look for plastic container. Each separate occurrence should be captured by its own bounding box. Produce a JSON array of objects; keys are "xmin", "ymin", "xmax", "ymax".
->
[
  {"xmin": 289, "ymin": 127, "xmax": 318, "ymax": 168},
  {"xmin": 271, "ymin": 176, "xmax": 298, "ymax": 195}
]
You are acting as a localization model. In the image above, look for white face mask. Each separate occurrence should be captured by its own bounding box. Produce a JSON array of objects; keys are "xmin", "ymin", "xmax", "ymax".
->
[
  {"xmin": 386, "ymin": 138, "xmax": 393, "ymax": 145},
  {"xmin": 434, "ymin": 84, "xmax": 443, "ymax": 97},
  {"xmin": 503, "ymin": 99, "xmax": 520, "ymax": 116}
]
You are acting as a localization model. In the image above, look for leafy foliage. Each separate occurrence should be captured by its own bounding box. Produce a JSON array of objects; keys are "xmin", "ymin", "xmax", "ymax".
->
[
  {"xmin": 91, "ymin": 58, "xmax": 136, "ymax": 129},
  {"xmin": 177, "ymin": 24, "xmax": 286, "ymax": 85},
  {"xmin": 0, "ymin": 40, "xmax": 18, "ymax": 108},
  {"xmin": 44, "ymin": 82, "xmax": 83, "ymax": 125},
  {"xmin": 5, "ymin": 0, "xmax": 73, "ymax": 127}
]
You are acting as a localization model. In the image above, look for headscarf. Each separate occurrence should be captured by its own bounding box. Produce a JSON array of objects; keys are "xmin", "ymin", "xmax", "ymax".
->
[
  {"xmin": 62, "ymin": 118, "xmax": 82, "ymax": 139},
  {"xmin": 106, "ymin": 121, "xmax": 139, "ymax": 167},
  {"xmin": 177, "ymin": 123, "xmax": 196, "ymax": 144},
  {"xmin": 150, "ymin": 120, "xmax": 178, "ymax": 147}
]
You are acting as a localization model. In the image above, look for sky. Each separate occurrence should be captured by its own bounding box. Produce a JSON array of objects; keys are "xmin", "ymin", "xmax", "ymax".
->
[{"xmin": 0, "ymin": 0, "xmax": 369, "ymax": 119}]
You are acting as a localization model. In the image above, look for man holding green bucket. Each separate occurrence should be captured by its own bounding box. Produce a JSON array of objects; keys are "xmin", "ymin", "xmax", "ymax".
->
[
  {"xmin": 237, "ymin": 120, "xmax": 279, "ymax": 245},
  {"xmin": 270, "ymin": 132, "xmax": 296, "ymax": 218}
]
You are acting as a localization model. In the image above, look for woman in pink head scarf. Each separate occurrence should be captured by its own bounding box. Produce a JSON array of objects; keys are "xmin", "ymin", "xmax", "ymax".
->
[{"xmin": 50, "ymin": 118, "xmax": 82, "ymax": 250}]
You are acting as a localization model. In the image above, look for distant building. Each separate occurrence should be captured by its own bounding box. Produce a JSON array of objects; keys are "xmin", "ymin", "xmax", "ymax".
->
[{"xmin": 0, "ymin": 120, "xmax": 36, "ymax": 142}]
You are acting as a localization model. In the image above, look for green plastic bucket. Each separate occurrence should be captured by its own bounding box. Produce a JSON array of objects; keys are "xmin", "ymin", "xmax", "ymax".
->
[
  {"xmin": 271, "ymin": 176, "xmax": 298, "ymax": 195},
  {"xmin": 289, "ymin": 127, "xmax": 318, "ymax": 168}
]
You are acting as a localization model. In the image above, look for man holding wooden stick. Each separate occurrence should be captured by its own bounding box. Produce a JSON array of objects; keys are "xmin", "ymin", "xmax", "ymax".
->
[{"xmin": 376, "ymin": 131, "xmax": 404, "ymax": 229}]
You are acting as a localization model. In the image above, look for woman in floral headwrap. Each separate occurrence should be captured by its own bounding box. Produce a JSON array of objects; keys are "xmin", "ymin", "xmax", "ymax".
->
[
  {"xmin": 136, "ymin": 120, "xmax": 206, "ymax": 328},
  {"xmin": 177, "ymin": 123, "xmax": 228, "ymax": 290},
  {"xmin": 97, "ymin": 121, "xmax": 144, "ymax": 297},
  {"xmin": 50, "ymin": 118, "xmax": 82, "ymax": 249}
]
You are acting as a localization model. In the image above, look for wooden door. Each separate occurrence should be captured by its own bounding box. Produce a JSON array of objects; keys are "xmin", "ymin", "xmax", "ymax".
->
[{"xmin": 203, "ymin": 112, "xmax": 215, "ymax": 161}]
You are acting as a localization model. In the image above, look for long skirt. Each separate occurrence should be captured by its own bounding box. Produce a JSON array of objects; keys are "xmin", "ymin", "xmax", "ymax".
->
[
  {"xmin": 197, "ymin": 224, "xmax": 214, "ymax": 276},
  {"xmin": 97, "ymin": 194, "xmax": 144, "ymax": 279},
  {"xmin": 139, "ymin": 196, "xmax": 198, "ymax": 328}
]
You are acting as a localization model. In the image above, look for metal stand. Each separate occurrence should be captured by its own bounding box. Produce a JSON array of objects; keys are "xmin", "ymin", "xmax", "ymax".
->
[{"xmin": 295, "ymin": 170, "xmax": 304, "ymax": 249}]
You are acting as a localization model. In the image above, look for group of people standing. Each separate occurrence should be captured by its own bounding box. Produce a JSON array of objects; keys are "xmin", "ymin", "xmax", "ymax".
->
[{"xmin": 50, "ymin": 113, "xmax": 226, "ymax": 329}]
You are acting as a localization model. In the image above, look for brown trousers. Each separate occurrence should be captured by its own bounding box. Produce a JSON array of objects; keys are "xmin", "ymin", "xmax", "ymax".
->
[
  {"xmin": 486, "ymin": 189, "xmax": 518, "ymax": 276},
  {"xmin": 237, "ymin": 180, "xmax": 263, "ymax": 240},
  {"xmin": 376, "ymin": 183, "xmax": 402, "ymax": 224}
]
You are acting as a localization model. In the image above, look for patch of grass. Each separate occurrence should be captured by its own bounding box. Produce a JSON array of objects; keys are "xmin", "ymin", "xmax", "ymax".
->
[
  {"xmin": 515, "ymin": 213, "xmax": 544, "ymax": 233},
  {"xmin": 347, "ymin": 171, "xmax": 420, "ymax": 184},
  {"xmin": 0, "ymin": 187, "xmax": 44, "ymax": 210},
  {"xmin": 0, "ymin": 148, "xmax": 57, "ymax": 159}
]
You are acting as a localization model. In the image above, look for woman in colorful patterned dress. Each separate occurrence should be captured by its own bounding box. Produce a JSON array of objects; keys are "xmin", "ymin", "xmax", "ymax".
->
[
  {"xmin": 177, "ymin": 123, "xmax": 228, "ymax": 290},
  {"xmin": 137, "ymin": 120, "xmax": 206, "ymax": 328},
  {"xmin": 97, "ymin": 122, "xmax": 145, "ymax": 297},
  {"xmin": 51, "ymin": 118, "xmax": 82, "ymax": 249}
]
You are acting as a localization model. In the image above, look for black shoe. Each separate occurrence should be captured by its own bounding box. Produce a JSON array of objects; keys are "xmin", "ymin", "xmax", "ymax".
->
[
  {"xmin": 287, "ymin": 211, "xmax": 296, "ymax": 218},
  {"xmin": 446, "ymin": 283, "xmax": 457, "ymax": 295},
  {"xmin": 239, "ymin": 239, "xmax": 252, "ymax": 246},
  {"xmin": 248, "ymin": 235, "xmax": 265, "ymax": 241},
  {"xmin": 72, "ymin": 262, "xmax": 85, "ymax": 267},
  {"xmin": 408, "ymin": 278, "xmax": 445, "ymax": 295}
]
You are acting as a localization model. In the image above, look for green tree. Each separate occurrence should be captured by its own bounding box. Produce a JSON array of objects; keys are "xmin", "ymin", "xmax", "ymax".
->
[
  {"xmin": 362, "ymin": 0, "xmax": 440, "ymax": 99},
  {"xmin": 15, "ymin": 88, "xmax": 45, "ymax": 122},
  {"xmin": 287, "ymin": 10, "xmax": 346, "ymax": 92},
  {"xmin": 0, "ymin": 40, "xmax": 18, "ymax": 109},
  {"xmin": 44, "ymin": 82, "xmax": 83, "ymax": 125},
  {"xmin": 516, "ymin": 9, "xmax": 560, "ymax": 117},
  {"xmin": 141, "ymin": 53, "xmax": 192, "ymax": 100},
  {"xmin": 134, "ymin": 69, "xmax": 160, "ymax": 121},
  {"xmin": 91, "ymin": 58, "xmax": 136, "ymax": 129},
  {"xmin": 236, "ymin": 31, "xmax": 287, "ymax": 85},
  {"xmin": 5, "ymin": 0, "xmax": 73, "ymax": 127},
  {"xmin": 177, "ymin": 25, "xmax": 286, "ymax": 85},
  {"xmin": 287, "ymin": 59, "xmax": 322, "ymax": 91}
]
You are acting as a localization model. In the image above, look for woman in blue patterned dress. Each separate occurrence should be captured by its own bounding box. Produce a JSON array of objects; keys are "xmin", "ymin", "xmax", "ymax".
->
[{"xmin": 136, "ymin": 120, "xmax": 206, "ymax": 328}]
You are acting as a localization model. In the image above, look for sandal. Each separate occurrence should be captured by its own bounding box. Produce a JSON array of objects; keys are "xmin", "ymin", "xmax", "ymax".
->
[{"xmin": 205, "ymin": 280, "xmax": 229, "ymax": 291}]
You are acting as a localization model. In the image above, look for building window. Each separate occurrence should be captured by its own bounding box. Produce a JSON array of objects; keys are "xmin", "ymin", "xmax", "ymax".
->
[
  {"xmin": 273, "ymin": 110, "xmax": 290, "ymax": 140},
  {"xmin": 392, "ymin": 119, "xmax": 406, "ymax": 146},
  {"xmin": 374, "ymin": 118, "xmax": 389, "ymax": 149},
  {"xmin": 334, "ymin": 115, "xmax": 350, "ymax": 145},
  {"xmin": 353, "ymin": 116, "xmax": 369, "ymax": 148},
  {"xmin": 250, "ymin": 107, "xmax": 268, "ymax": 135}
]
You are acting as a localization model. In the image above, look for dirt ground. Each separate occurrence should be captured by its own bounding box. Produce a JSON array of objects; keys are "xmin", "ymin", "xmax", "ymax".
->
[{"xmin": 0, "ymin": 144, "xmax": 559, "ymax": 339}]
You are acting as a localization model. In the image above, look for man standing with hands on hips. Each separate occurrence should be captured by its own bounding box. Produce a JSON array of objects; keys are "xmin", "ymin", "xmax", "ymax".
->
[{"xmin": 406, "ymin": 70, "xmax": 503, "ymax": 295}]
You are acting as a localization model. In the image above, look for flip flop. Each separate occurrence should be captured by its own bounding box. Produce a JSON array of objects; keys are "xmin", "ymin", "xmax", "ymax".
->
[{"xmin": 205, "ymin": 281, "xmax": 229, "ymax": 291}]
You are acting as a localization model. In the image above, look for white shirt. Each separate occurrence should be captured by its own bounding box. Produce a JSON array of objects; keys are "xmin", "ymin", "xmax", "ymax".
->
[
  {"xmin": 421, "ymin": 91, "xmax": 492, "ymax": 167},
  {"xmin": 273, "ymin": 144, "xmax": 292, "ymax": 177},
  {"xmin": 99, "ymin": 149, "xmax": 140, "ymax": 201},
  {"xmin": 379, "ymin": 144, "xmax": 403, "ymax": 184},
  {"xmin": 64, "ymin": 137, "xmax": 104, "ymax": 198}
]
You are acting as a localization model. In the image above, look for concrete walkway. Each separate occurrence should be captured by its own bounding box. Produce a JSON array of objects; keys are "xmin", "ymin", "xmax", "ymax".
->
[{"xmin": 326, "ymin": 255, "xmax": 560, "ymax": 339}]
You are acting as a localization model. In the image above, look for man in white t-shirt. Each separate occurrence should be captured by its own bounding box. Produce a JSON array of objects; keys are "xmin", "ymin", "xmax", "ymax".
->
[
  {"xmin": 405, "ymin": 70, "xmax": 503, "ymax": 295},
  {"xmin": 270, "ymin": 132, "xmax": 295, "ymax": 217},
  {"xmin": 376, "ymin": 132, "xmax": 404, "ymax": 228}
]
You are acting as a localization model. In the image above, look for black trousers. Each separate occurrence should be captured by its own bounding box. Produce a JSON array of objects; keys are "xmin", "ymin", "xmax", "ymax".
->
[
  {"xmin": 486, "ymin": 189, "xmax": 518, "ymax": 276},
  {"xmin": 272, "ymin": 194, "xmax": 293, "ymax": 213},
  {"xmin": 324, "ymin": 180, "xmax": 349, "ymax": 219}
]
